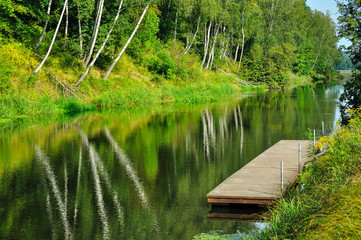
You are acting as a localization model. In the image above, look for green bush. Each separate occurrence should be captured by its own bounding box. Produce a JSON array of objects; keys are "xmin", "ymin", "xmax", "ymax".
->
[{"xmin": 57, "ymin": 97, "xmax": 95, "ymax": 113}]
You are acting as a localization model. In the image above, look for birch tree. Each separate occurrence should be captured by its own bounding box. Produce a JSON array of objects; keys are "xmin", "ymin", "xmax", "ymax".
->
[
  {"xmin": 183, "ymin": 16, "xmax": 201, "ymax": 55},
  {"xmin": 76, "ymin": 3, "xmax": 83, "ymax": 57},
  {"xmin": 103, "ymin": 4, "xmax": 150, "ymax": 80},
  {"xmin": 201, "ymin": 21, "xmax": 212, "ymax": 69},
  {"xmin": 84, "ymin": 0, "xmax": 106, "ymax": 67},
  {"xmin": 75, "ymin": 0, "xmax": 124, "ymax": 87},
  {"xmin": 31, "ymin": 0, "xmax": 69, "ymax": 76},
  {"xmin": 35, "ymin": 0, "xmax": 53, "ymax": 50}
]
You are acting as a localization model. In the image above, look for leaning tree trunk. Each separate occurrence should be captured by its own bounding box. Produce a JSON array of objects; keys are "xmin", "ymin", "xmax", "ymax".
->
[
  {"xmin": 183, "ymin": 16, "xmax": 201, "ymax": 55},
  {"xmin": 77, "ymin": 4, "xmax": 83, "ymax": 58},
  {"xmin": 84, "ymin": 0, "xmax": 105, "ymax": 67},
  {"xmin": 65, "ymin": 2, "xmax": 69, "ymax": 46},
  {"xmin": 237, "ymin": 26, "xmax": 245, "ymax": 72},
  {"xmin": 103, "ymin": 4, "xmax": 150, "ymax": 80},
  {"xmin": 234, "ymin": 43, "xmax": 239, "ymax": 62},
  {"xmin": 165, "ymin": 0, "xmax": 172, "ymax": 22},
  {"xmin": 206, "ymin": 23, "xmax": 220, "ymax": 70},
  {"xmin": 75, "ymin": 0, "xmax": 124, "ymax": 87},
  {"xmin": 201, "ymin": 21, "xmax": 212, "ymax": 69},
  {"xmin": 35, "ymin": 0, "xmax": 53, "ymax": 50},
  {"xmin": 31, "ymin": 0, "xmax": 68, "ymax": 76},
  {"xmin": 173, "ymin": 2, "xmax": 179, "ymax": 41}
]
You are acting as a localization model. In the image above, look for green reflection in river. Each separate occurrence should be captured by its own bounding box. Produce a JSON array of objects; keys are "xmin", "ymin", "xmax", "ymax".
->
[{"xmin": 0, "ymin": 86, "xmax": 342, "ymax": 239}]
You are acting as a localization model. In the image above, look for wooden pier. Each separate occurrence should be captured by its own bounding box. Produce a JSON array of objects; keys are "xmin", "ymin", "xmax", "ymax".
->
[{"xmin": 207, "ymin": 140, "xmax": 310, "ymax": 205}]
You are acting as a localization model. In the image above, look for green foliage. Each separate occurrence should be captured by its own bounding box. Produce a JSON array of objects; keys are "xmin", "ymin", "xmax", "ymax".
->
[
  {"xmin": 340, "ymin": 67, "xmax": 361, "ymax": 125},
  {"xmin": 251, "ymin": 108, "xmax": 361, "ymax": 239},
  {"xmin": 57, "ymin": 97, "xmax": 95, "ymax": 113},
  {"xmin": 338, "ymin": 0, "xmax": 361, "ymax": 125},
  {"xmin": 0, "ymin": 95, "xmax": 59, "ymax": 118},
  {"xmin": 334, "ymin": 52, "xmax": 354, "ymax": 70},
  {"xmin": 0, "ymin": 58, "xmax": 13, "ymax": 94},
  {"xmin": 166, "ymin": 83, "xmax": 237, "ymax": 104},
  {"xmin": 127, "ymin": 8, "xmax": 161, "ymax": 62},
  {"xmin": 242, "ymin": 44, "xmax": 265, "ymax": 82},
  {"xmin": 146, "ymin": 50, "xmax": 176, "ymax": 79},
  {"xmin": 293, "ymin": 47, "xmax": 315, "ymax": 76}
]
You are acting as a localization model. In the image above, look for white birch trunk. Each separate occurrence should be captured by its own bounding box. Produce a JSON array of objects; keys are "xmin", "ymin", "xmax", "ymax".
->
[
  {"xmin": 183, "ymin": 16, "xmax": 201, "ymax": 55},
  {"xmin": 65, "ymin": 2, "xmax": 69, "ymax": 46},
  {"xmin": 103, "ymin": 4, "xmax": 150, "ymax": 80},
  {"xmin": 32, "ymin": 0, "xmax": 68, "ymax": 76},
  {"xmin": 173, "ymin": 3, "xmax": 179, "ymax": 41},
  {"xmin": 206, "ymin": 23, "xmax": 219, "ymax": 70},
  {"xmin": 165, "ymin": 0, "xmax": 172, "ymax": 22},
  {"xmin": 223, "ymin": 41, "xmax": 229, "ymax": 59},
  {"xmin": 75, "ymin": 0, "xmax": 124, "ymax": 87},
  {"xmin": 237, "ymin": 26, "xmax": 245, "ymax": 72},
  {"xmin": 201, "ymin": 21, "xmax": 212, "ymax": 69},
  {"xmin": 84, "ymin": 0, "xmax": 105, "ymax": 67},
  {"xmin": 35, "ymin": 0, "xmax": 53, "ymax": 50},
  {"xmin": 77, "ymin": 4, "xmax": 83, "ymax": 57},
  {"xmin": 234, "ymin": 43, "xmax": 239, "ymax": 62}
]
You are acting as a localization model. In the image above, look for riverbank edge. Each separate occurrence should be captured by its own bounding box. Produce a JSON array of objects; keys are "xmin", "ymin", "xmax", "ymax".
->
[
  {"xmin": 250, "ymin": 109, "xmax": 361, "ymax": 239},
  {"xmin": 0, "ymin": 41, "xmax": 342, "ymax": 130},
  {"xmin": 195, "ymin": 108, "xmax": 361, "ymax": 240}
]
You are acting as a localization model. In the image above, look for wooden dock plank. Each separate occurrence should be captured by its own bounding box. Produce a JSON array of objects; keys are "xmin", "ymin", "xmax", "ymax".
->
[{"xmin": 207, "ymin": 140, "xmax": 310, "ymax": 204}]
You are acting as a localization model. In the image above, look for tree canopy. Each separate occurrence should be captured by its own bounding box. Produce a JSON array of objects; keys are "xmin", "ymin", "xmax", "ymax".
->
[
  {"xmin": 338, "ymin": 0, "xmax": 361, "ymax": 124},
  {"xmin": 0, "ymin": 0, "xmax": 341, "ymax": 88}
]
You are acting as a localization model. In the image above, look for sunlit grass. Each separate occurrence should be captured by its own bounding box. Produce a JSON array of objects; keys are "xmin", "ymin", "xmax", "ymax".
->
[{"xmin": 250, "ymin": 107, "xmax": 361, "ymax": 239}]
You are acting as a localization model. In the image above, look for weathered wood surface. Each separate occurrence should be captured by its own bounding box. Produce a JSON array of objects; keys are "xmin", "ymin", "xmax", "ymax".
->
[{"xmin": 207, "ymin": 140, "xmax": 310, "ymax": 205}]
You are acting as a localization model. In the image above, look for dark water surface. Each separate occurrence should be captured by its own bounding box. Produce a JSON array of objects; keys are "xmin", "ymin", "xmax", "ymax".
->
[{"xmin": 0, "ymin": 86, "xmax": 343, "ymax": 239}]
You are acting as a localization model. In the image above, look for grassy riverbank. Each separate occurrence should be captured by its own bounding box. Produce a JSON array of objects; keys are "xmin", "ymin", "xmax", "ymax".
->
[
  {"xmin": 0, "ymin": 42, "xmax": 263, "ymax": 120},
  {"xmin": 0, "ymin": 40, "xmax": 343, "ymax": 124},
  {"xmin": 255, "ymin": 108, "xmax": 361, "ymax": 239},
  {"xmin": 195, "ymin": 108, "xmax": 361, "ymax": 239},
  {"xmin": 2, "ymin": 40, "xmax": 304, "ymax": 123}
]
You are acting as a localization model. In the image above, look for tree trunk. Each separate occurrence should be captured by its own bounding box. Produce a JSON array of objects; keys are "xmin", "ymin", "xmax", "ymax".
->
[
  {"xmin": 206, "ymin": 23, "xmax": 219, "ymax": 70},
  {"xmin": 84, "ymin": 0, "xmax": 105, "ymax": 67},
  {"xmin": 31, "ymin": 0, "xmax": 68, "ymax": 76},
  {"xmin": 183, "ymin": 16, "xmax": 201, "ymax": 55},
  {"xmin": 103, "ymin": 4, "xmax": 150, "ymax": 80},
  {"xmin": 165, "ymin": 0, "xmax": 172, "ymax": 22},
  {"xmin": 75, "ymin": 0, "xmax": 124, "ymax": 87},
  {"xmin": 201, "ymin": 21, "xmax": 212, "ymax": 69},
  {"xmin": 65, "ymin": 2, "xmax": 69, "ymax": 46},
  {"xmin": 237, "ymin": 26, "xmax": 245, "ymax": 71},
  {"xmin": 173, "ymin": 3, "xmax": 179, "ymax": 41},
  {"xmin": 35, "ymin": 0, "xmax": 53, "ymax": 50},
  {"xmin": 223, "ymin": 41, "xmax": 229, "ymax": 59},
  {"xmin": 265, "ymin": 0, "xmax": 276, "ymax": 59},
  {"xmin": 234, "ymin": 43, "xmax": 239, "ymax": 62},
  {"xmin": 77, "ymin": 4, "xmax": 83, "ymax": 58}
]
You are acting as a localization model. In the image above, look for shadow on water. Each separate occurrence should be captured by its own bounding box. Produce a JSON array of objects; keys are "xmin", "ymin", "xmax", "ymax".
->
[{"xmin": 208, "ymin": 204, "xmax": 267, "ymax": 222}]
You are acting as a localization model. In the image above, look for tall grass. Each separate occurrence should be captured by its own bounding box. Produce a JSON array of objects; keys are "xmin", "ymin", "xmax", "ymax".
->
[{"xmin": 251, "ymin": 107, "xmax": 361, "ymax": 239}]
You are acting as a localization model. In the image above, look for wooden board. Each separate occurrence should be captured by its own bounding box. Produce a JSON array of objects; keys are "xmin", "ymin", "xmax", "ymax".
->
[{"xmin": 207, "ymin": 140, "xmax": 311, "ymax": 205}]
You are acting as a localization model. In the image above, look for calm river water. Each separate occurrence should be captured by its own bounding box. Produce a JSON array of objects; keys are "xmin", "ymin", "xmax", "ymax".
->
[{"xmin": 0, "ymin": 86, "xmax": 343, "ymax": 239}]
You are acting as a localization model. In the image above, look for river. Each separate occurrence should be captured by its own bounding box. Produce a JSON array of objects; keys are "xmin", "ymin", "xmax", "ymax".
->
[{"xmin": 0, "ymin": 85, "xmax": 343, "ymax": 239}]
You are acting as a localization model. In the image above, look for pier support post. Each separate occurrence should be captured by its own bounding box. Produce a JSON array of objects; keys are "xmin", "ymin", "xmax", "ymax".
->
[
  {"xmin": 281, "ymin": 161, "xmax": 284, "ymax": 195},
  {"xmin": 298, "ymin": 143, "xmax": 301, "ymax": 174},
  {"xmin": 313, "ymin": 129, "xmax": 316, "ymax": 145},
  {"xmin": 313, "ymin": 129, "xmax": 316, "ymax": 153}
]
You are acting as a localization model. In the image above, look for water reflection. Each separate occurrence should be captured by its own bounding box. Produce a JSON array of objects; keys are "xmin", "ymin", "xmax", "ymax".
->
[{"xmin": 0, "ymin": 86, "xmax": 342, "ymax": 239}]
